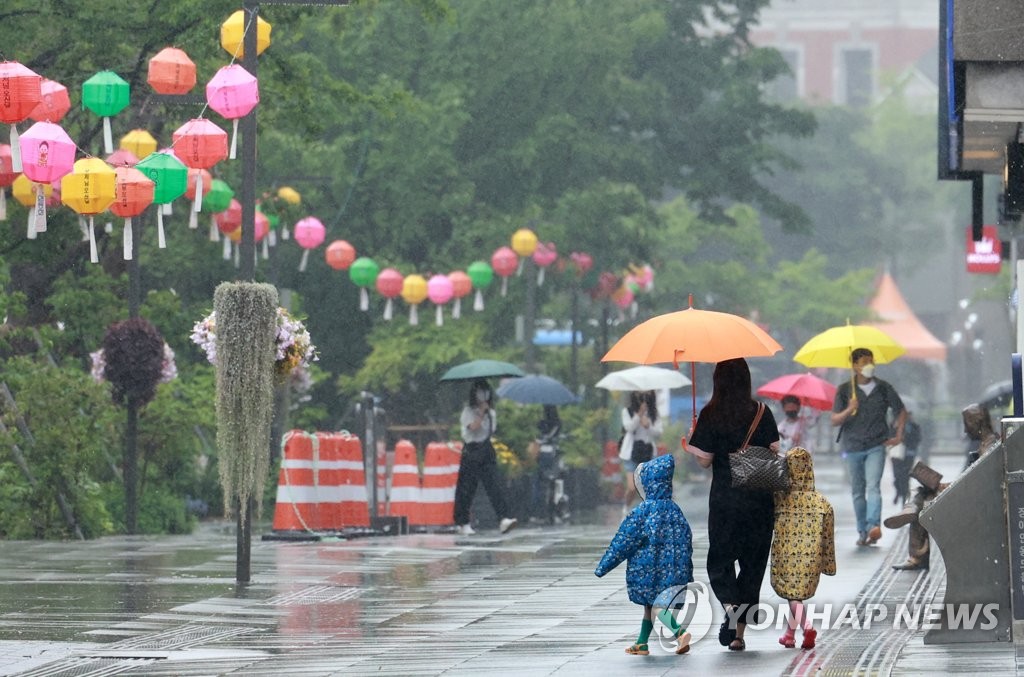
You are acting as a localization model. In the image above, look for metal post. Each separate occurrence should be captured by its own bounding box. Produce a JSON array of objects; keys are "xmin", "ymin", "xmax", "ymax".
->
[
  {"xmin": 524, "ymin": 258, "xmax": 536, "ymax": 371},
  {"xmin": 363, "ymin": 391, "xmax": 378, "ymax": 521}
]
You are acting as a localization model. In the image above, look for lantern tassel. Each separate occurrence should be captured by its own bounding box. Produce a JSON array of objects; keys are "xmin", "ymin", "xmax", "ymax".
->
[
  {"xmin": 162, "ymin": 202, "xmax": 172, "ymax": 216},
  {"xmin": 0, "ymin": 188, "xmax": 6, "ymax": 221},
  {"xmin": 517, "ymin": 258, "xmax": 524, "ymax": 276},
  {"xmin": 9, "ymin": 124, "xmax": 21, "ymax": 172},
  {"xmin": 209, "ymin": 216, "xmax": 220, "ymax": 242},
  {"xmin": 299, "ymin": 249, "xmax": 310, "ymax": 272},
  {"xmin": 409, "ymin": 305, "xmax": 419, "ymax": 326},
  {"xmin": 383, "ymin": 298, "xmax": 393, "ymax": 321},
  {"xmin": 360, "ymin": 288, "xmax": 369, "ymax": 311},
  {"xmin": 222, "ymin": 236, "xmax": 232, "ymax": 260},
  {"xmin": 453, "ymin": 298, "xmax": 462, "ymax": 319},
  {"xmin": 282, "ymin": 225, "xmax": 290, "ymax": 240},
  {"xmin": 474, "ymin": 289, "xmax": 484, "ymax": 311},
  {"xmin": 188, "ymin": 203, "xmax": 199, "ymax": 229},
  {"xmin": 269, "ymin": 230, "xmax": 277, "ymax": 247},
  {"xmin": 32, "ymin": 185, "xmax": 47, "ymax": 235},
  {"xmin": 229, "ymin": 119, "xmax": 239, "ymax": 160},
  {"xmin": 537, "ymin": 267, "xmax": 546, "ymax": 286},
  {"xmin": 79, "ymin": 217, "xmax": 88, "ymax": 241},
  {"xmin": 88, "ymin": 217, "xmax": 98, "ymax": 263},
  {"xmin": 501, "ymin": 276, "xmax": 508, "ymax": 296},
  {"xmin": 435, "ymin": 305, "xmax": 444, "ymax": 327},
  {"xmin": 194, "ymin": 174, "xmax": 204, "ymax": 213},
  {"xmin": 26, "ymin": 197, "xmax": 36, "ymax": 241},
  {"xmin": 123, "ymin": 218, "xmax": 133, "ymax": 260},
  {"xmin": 262, "ymin": 238, "xmax": 269, "ymax": 259},
  {"xmin": 233, "ymin": 242, "xmax": 240, "ymax": 268},
  {"xmin": 102, "ymin": 117, "xmax": 113, "ymax": 154},
  {"xmin": 157, "ymin": 209, "xmax": 166, "ymax": 249}
]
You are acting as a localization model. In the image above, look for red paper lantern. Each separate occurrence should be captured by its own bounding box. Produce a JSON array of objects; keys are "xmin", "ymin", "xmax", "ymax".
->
[
  {"xmin": 570, "ymin": 251, "xmax": 593, "ymax": 275},
  {"xmin": 172, "ymin": 118, "xmax": 228, "ymax": 169},
  {"xmin": 0, "ymin": 144, "xmax": 15, "ymax": 221},
  {"xmin": 448, "ymin": 270, "xmax": 472, "ymax": 319},
  {"xmin": 325, "ymin": 240, "xmax": 357, "ymax": 271},
  {"xmin": 147, "ymin": 47, "xmax": 197, "ymax": 95},
  {"xmin": 376, "ymin": 267, "xmax": 404, "ymax": 320},
  {"xmin": 28, "ymin": 79, "xmax": 71, "ymax": 123},
  {"xmin": 110, "ymin": 167, "xmax": 155, "ymax": 261},
  {"xmin": 491, "ymin": 246, "xmax": 518, "ymax": 296},
  {"xmin": 215, "ymin": 198, "xmax": 243, "ymax": 234},
  {"xmin": 0, "ymin": 61, "xmax": 42, "ymax": 173},
  {"xmin": 105, "ymin": 149, "xmax": 139, "ymax": 167},
  {"xmin": 532, "ymin": 241, "xmax": 558, "ymax": 285}
]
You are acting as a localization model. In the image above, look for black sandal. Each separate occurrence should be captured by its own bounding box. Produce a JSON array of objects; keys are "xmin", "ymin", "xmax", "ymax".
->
[
  {"xmin": 718, "ymin": 607, "xmax": 737, "ymax": 646},
  {"xmin": 729, "ymin": 638, "xmax": 746, "ymax": 651}
]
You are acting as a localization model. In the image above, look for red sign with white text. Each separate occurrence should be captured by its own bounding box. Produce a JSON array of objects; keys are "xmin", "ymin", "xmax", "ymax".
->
[{"xmin": 966, "ymin": 225, "xmax": 1002, "ymax": 274}]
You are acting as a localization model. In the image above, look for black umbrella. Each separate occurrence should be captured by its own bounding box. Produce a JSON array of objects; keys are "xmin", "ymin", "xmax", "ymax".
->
[
  {"xmin": 979, "ymin": 380, "xmax": 1014, "ymax": 409},
  {"xmin": 496, "ymin": 374, "xmax": 578, "ymax": 405}
]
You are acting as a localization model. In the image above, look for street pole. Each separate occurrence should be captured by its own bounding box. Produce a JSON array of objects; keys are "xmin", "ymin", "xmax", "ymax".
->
[{"xmin": 524, "ymin": 258, "xmax": 537, "ymax": 371}]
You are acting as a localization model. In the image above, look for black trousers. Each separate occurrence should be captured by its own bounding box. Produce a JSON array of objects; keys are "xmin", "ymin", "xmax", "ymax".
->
[
  {"xmin": 707, "ymin": 494, "xmax": 774, "ymax": 625},
  {"xmin": 453, "ymin": 441, "xmax": 509, "ymax": 525}
]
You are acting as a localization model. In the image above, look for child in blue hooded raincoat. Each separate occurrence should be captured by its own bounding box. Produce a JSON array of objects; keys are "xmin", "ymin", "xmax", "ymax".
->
[{"xmin": 595, "ymin": 454, "xmax": 694, "ymax": 655}]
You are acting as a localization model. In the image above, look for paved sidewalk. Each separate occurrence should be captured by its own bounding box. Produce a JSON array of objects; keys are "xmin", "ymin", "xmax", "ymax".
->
[{"xmin": 0, "ymin": 451, "xmax": 1019, "ymax": 675}]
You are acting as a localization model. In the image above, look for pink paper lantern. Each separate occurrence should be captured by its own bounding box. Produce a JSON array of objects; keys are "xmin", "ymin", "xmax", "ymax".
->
[
  {"xmin": 29, "ymin": 79, "xmax": 71, "ymax": 123},
  {"xmin": 570, "ymin": 251, "xmax": 593, "ymax": 275},
  {"xmin": 254, "ymin": 210, "xmax": 270, "ymax": 242},
  {"xmin": 205, "ymin": 65, "xmax": 259, "ymax": 160},
  {"xmin": 613, "ymin": 285, "xmax": 635, "ymax": 310},
  {"xmin": 427, "ymin": 274, "xmax": 454, "ymax": 326},
  {"xmin": 106, "ymin": 149, "xmax": 139, "ymax": 167},
  {"xmin": 491, "ymin": 246, "xmax": 518, "ymax": 296},
  {"xmin": 294, "ymin": 216, "xmax": 325, "ymax": 272},
  {"xmin": 532, "ymin": 241, "xmax": 558, "ymax": 285},
  {"xmin": 376, "ymin": 267, "xmax": 404, "ymax": 320},
  {"xmin": 19, "ymin": 121, "xmax": 76, "ymax": 238}
]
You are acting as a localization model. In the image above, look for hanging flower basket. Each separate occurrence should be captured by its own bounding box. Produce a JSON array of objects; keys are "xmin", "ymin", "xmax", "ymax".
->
[
  {"xmin": 191, "ymin": 307, "xmax": 317, "ymax": 379},
  {"xmin": 90, "ymin": 342, "xmax": 177, "ymax": 385}
]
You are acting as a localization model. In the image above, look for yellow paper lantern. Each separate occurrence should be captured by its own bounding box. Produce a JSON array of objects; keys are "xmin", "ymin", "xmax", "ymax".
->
[
  {"xmin": 120, "ymin": 129, "xmax": 158, "ymax": 160},
  {"xmin": 401, "ymin": 274, "xmax": 428, "ymax": 325},
  {"xmin": 277, "ymin": 185, "xmax": 301, "ymax": 205},
  {"xmin": 61, "ymin": 158, "xmax": 117, "ymax": 263},
  {"xmin": 221, "ymin": 10, "xmax": 272, "ymax": 58},
  {"xmin": 12, "ymin": 173, "xmax": 51, "ymax": 207},
  {"xmin": 511, "ymin": 228, "xmax": 538, "ymax": 257}
]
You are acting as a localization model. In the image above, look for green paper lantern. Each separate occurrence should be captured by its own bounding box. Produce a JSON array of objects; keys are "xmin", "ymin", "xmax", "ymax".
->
[
  {"xmin": 202, "ymin": 178, "xmax": 234, "ymax": 213},
  {"xmin": 349, "ymin": 257, "xmax": 380, "ymax": 311},
  {"xmin": 467, "ymin": 260, "xmax": 493, "ymax": 311},
  {"xmin": 82, "ymin": 71, "xmax": 130, "ymax": 154},
  {"xmin": 256, "ymin": 203, "xmax": 280, "ymax": 229},
  {"xmin": 135, "ymin": 151, "xmax": 188, "ymax": 204}
]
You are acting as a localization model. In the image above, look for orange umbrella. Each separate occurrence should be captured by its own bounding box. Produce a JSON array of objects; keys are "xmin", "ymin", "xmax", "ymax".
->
[{"xmin": 602, "ymin": 295, "xmax": 783, "ymax": 431}]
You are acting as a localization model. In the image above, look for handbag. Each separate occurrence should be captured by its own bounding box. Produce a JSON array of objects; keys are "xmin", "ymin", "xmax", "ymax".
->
[
  {"xmin": 729, "ymin": 403, "xmax": 791, "ymax": 492},
  {"xmin": 618, "ymin": 429, "xmax": 635, "ymax": 461}
]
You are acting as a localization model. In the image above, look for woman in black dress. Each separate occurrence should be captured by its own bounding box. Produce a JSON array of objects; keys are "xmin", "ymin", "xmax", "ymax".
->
[{"xmin": 686, "ymin": 358, "xmax": 780, "ymax": 651}]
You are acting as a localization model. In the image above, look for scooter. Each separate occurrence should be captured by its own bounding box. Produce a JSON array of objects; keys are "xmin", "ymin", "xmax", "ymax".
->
[{"xmin": 538, "ymin": 436, "xmax": 571, "ymax": 525}]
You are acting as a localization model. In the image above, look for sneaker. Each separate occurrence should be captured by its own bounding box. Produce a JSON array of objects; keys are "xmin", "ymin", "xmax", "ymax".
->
[
  {"xmin": 458, "ymin": 524, "xmax": 476, "ymax": 536},
  {"xmin": 499, "ymin": 517, "xmax": 518, "ymax": 534},
  {"xmin": 866, "ymin": 526, "xmax": 882, "ymax": 545}
]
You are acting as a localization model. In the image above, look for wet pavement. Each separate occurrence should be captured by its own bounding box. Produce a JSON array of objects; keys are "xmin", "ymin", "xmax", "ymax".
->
[{"xmin": 0, "ymin": 450, "xmax": 1021, "ymax": 675}]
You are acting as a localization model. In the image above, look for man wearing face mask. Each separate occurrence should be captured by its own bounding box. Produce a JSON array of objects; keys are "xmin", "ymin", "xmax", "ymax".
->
[
  {"xmin": 831, "ymin": 348, "xmax": 906, "ymax": 547},
  {"xmin": 777, "ymin": 395, "xmax": 808, "ymax": 452}
]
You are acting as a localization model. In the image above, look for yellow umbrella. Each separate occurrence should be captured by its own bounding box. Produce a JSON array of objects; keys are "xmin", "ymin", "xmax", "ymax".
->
[
  {"xmin": 793, "ymin": 323, "xmax": 905, "ymax": 368},
  {"xmin": 793, "ymin": 322, "xmax": 904, "ymax": 408}
]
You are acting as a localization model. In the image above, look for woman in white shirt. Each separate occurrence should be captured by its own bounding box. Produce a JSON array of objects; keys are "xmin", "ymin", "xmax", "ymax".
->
[{"xmin": 622, "ymin": 390, "xmax": 663, "ymax": 509}]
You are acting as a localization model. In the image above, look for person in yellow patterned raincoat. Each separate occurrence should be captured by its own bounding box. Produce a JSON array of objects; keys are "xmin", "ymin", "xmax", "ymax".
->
[{"xmin": 771, "ymin": 447, "xmax": 836, "ymax": 650}]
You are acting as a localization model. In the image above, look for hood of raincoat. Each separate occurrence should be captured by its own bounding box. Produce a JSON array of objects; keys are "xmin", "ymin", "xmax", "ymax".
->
[
  {"xmin": 638, "ymin": 454, "xmax": 674, "ymax": 501},
  {"xmin": 785, "ymin": 447, "xmax": 815, "ymax": 492}
]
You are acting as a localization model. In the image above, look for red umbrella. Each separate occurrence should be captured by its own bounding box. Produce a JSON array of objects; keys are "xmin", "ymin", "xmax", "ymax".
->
[{"xmin": 757, "ymin": 372, "xmax": 837, "ymax": 411}]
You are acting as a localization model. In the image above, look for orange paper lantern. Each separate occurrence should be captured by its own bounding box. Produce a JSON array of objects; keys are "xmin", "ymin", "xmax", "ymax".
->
[
  {"xmin": 147, "ymin": 47, "xmax": 197, "ymax": 95},
  {"xmin": 325, "ymin": 240, "xmax": 357, "ymax": 271},
  {"xmin": 110, "ymin": 166, "xmax": 155, "ymax": 260},
  {"xmin": 0, "ymin": 61, "xmax": 42, "ymax": 172}
]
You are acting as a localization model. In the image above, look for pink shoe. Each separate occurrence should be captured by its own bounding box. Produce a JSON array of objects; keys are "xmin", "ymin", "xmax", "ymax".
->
[
  {"xmin": 778, "ymin": 633, "xmax": 795, "ymax": 648},
  {"xmin": 801, "ymin": 628, "xmax": 817, "ymax": 649}
]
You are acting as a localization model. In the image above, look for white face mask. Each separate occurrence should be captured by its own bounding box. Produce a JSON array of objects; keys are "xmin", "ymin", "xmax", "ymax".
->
[
  {"xmin": 476, "ymin": 390, "xmax": 490, "ymax": 404},
  {"xmin": 860, "ymin": 364, "xmax": 875, "ymax": 379}
]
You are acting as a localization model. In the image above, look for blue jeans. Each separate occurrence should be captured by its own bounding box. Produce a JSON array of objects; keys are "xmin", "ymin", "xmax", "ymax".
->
[{"xmin": 844, "ymin": 445, "xmax": 885, "ymax": 535}]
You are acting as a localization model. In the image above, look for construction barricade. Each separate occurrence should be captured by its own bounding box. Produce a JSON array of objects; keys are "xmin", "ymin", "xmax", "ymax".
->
[
  {"xmin": 387, "ymin": 439, "xmax": 422, "ymax": 526},
  {"xmin": 270, "ymin": 430, "xmax": 370, "ymax": 536},
  {"xmin": 420, "ymin": 441, "xmax": 461, "ymax": 527}
]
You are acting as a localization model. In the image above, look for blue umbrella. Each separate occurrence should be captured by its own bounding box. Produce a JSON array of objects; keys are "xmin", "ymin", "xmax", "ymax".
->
[{"xmin": 496, "ymin": 374, "xmax": 578, "ymax": 405}]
